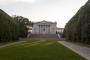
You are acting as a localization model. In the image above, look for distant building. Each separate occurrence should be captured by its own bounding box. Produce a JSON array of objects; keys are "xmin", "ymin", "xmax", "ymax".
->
[
  {"xmin": 32, "ymin": 20, "xmax": 57, "ymax": 34},
  {"xmin": 57, "ymin": 28, "xmax": 64, "ymax": 33},
  {"xmin": 27, "ymin": 26, "xmax": 32, "ymax": 32}
]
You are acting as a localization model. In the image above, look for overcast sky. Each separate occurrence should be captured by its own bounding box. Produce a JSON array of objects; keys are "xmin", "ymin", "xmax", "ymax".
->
[{"xmin": 0, "ymin": 0, "xmax": 88, "ymax": 28}]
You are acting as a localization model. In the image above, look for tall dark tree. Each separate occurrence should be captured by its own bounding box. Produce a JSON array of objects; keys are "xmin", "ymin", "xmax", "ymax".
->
[
  {"xmin": 13, "ymin": 16, "xmax": 30, "ymax": 37},
  {"xmin": 0, "ymin": 9, "xmax": 33, "ymax": 42},
  {"xmin": 64, "ymin": 0, "xmax": 90, "ymax": 44},
  {"xmin": 0, "ymin": 9, "xmax": 19, "ymax": 42}
]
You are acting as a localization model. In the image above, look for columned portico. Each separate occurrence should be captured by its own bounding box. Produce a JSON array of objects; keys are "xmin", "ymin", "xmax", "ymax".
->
[
  {"xmin": 32, "ymin": 20, "xmax": 57, "ymax": 34},
  {"xmin": 39, "ymin": 25, "xmax": 50, "ymax": 34}
]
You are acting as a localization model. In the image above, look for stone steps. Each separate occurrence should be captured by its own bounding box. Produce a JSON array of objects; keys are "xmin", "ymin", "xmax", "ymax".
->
[{"xmin": 29, "ymin": 34, "xmax": 60, "ymax": 40}]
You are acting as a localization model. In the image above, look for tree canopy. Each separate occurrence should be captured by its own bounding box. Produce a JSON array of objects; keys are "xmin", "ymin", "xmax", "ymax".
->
[
  {"xmin": 0, "ymin": 9, "xmax": 32, "ymax": 42},
  {"xmin": 64, "ymin": 1, "xmax": 90, "ymax": 44}
]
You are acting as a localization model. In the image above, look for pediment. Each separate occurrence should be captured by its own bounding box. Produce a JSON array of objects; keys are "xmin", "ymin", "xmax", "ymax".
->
[{"xmin": 35, "ymin": 20, "xmax": 56, "ymax": 25}]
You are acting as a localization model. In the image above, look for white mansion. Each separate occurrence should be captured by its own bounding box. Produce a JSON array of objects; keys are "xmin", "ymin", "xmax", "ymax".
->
[{"xmin": 32, "ymin": 20, "xmax": 57, "ymax": 34}]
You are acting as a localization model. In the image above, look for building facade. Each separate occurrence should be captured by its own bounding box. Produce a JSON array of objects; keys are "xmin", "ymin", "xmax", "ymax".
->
[
  {"xmin": 32, "ymin": 20, "xmax": 57, "ymax": 34},
  {"xmin": 57, "ymin": 28, "xmax": 64, "ymax": 33}
]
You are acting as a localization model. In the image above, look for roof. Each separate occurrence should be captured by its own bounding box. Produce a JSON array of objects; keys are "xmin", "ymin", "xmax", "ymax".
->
[
  {"xmin": 34, "ymin": 20, "xmax": 57, "ymax": 24},
  {"xmin": 57, "ymin": 28, "xmax": 64, "ymax": 30}
]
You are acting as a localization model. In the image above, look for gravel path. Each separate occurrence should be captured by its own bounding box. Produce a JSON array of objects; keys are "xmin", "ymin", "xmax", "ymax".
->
[
  {"xmin": 58, "ymin": 41, "xmax": 90, "ymax": 60},
  {"xmin": 0, "ymin": 41, "xmax": 26, "ymax": 48}
]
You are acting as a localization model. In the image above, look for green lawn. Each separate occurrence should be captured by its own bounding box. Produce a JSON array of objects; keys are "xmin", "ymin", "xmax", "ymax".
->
[{"xmin": 0, "ymin": 40, "xmax": 86, "ymax": 60}]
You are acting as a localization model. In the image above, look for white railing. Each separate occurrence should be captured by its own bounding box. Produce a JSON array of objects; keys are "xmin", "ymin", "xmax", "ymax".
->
[{"xmin": 58, "ymin": 34, "xmax": 61, "ymax": 39}]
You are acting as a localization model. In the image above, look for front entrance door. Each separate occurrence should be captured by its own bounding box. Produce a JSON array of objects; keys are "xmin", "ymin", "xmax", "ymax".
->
[
  {"xmin": 39, "ymin": 25, "xmax": 50, "ymax": 34},
  {"xmin": 42, "ymin": 28, "xmax": 46, "ymax": 34}
]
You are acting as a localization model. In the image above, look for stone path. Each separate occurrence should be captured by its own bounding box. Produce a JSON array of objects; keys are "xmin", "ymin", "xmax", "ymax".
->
[
  {"xmin": 58, "ymin": 41, "xmax": 90, "ymax": 60},
  {"xmin": 0, "ymin": 41, "xmax": 26, "ymax": 48}
]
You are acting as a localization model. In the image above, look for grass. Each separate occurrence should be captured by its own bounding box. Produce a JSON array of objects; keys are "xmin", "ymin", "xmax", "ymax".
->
[{"xmin": 0, "ymin": 40, "xmax": 86, "ymax": 60}]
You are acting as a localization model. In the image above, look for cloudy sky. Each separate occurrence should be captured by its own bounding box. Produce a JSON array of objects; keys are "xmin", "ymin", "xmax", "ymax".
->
[{"xmin": 0, "ymin": 0, "xmax": 88, "ymax": 28}]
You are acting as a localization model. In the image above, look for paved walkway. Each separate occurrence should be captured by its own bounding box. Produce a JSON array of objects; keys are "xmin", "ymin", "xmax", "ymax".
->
[
  {"xmin": 58, "ymin": 41, "xmax": 90, "ymax": 60},
  {"xmin": 0, "ymin": 41, "xmax": 26, "ymax": 48}
]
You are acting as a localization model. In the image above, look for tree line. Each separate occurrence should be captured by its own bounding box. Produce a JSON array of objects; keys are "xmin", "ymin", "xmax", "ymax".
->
[
  {"xmin": 0, "ymin": 9, "xmax": 32, "ymax": 42},
  {"xmin": 64, "ymin": 0, "xmax": 90, "ymax": 44}
]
